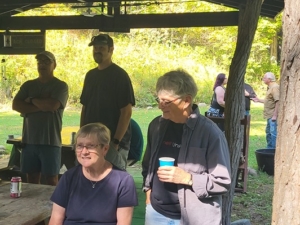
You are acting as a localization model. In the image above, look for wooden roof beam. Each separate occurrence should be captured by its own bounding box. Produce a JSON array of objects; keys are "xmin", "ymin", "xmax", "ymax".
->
[
  {"xmin": 0, "ymin": 0, "xmax": 125, "ymax": 4},
  {"xmin": 0, "ymin": 4, "xmax": 45, "ymax": 17},
  {"xmin": 0, "ymin": 11, "xmax": 239, "ymax": 31}
]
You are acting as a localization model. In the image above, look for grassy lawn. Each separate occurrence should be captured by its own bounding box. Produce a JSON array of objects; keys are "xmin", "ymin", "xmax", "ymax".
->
[
  {"xmin": 0, "ymin": 104, "xmax": 266, "ymax": 168},
  {"xmin": 0, "ymin": 104, "xmax": 273, "ymax": 224}
]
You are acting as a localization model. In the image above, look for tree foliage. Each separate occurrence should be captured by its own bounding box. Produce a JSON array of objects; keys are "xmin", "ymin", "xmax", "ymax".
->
[{"xmin": 0, "ymin": 2, "xmax": 281, "ymax": 107}]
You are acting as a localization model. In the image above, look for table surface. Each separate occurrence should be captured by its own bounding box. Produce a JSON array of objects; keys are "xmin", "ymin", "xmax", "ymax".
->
[
  {"xmin": 0, "ymin": 182, "xmax": 55, "ymax": 225},
  {"xmin": 5, "ymin": 127, "xmax": 79, "ymax": 171},
  {"xmin": 6, "ymin": 138, "xmax": 74, "ymax": 149},
  {"xmin": 6, "ymin": 126, "xmax": 79, "ymax": 147}
]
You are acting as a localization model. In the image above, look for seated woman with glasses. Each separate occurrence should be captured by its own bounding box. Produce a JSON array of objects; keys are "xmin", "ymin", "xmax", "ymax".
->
[
  {"xmin": 49, "ymin": 123, "xmax": 138, "ymax": 225},
  {"xmin": 142, "ymin": 69, "xmax": 231, "ymax": 225}
]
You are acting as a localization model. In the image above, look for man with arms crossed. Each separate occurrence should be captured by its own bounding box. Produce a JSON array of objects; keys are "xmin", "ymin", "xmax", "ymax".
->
[
  {"xmin": 80, "ymin": 34, "xmax": 135, "ymax": 170},
  {"xmin": 12, "ymin": 51, "xmax": 69, "ymax": 185},
  {"xmin": 252, "ymin": 72, "xmax": 279, "ymax": 149}
]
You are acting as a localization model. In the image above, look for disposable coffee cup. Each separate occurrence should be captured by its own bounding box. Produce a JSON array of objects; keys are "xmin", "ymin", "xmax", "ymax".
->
[
  {"xmin": 159, "ymin": 157, "xmax": 175, "ymax": 167},
  {"xmin": 8, "ymin": 135, "xmax": 14, "ymax": 139}
]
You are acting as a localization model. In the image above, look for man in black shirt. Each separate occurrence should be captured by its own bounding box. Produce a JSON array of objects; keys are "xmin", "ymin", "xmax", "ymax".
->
[{"xmin": 80, "ymin": 34, "xmax": 135, "ymax": 170}]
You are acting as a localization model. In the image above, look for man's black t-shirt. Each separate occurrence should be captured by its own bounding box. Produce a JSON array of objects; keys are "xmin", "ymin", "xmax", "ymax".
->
[{"xmin": 80, "ymin": 63, "xmax": 135, "ymax": 150}]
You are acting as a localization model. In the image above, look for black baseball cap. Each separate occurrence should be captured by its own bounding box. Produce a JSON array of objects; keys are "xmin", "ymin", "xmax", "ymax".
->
[
  {"xmin": 88, "ymin": 34, "xmax": 114, "ymax": 47},
  {"xmin": 35, "ymin": 51, "xmax": 56, "ymax": 62}
]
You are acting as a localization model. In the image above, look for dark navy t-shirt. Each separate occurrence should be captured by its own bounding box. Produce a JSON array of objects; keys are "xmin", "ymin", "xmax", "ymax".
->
[
  {"xmin": 151, "ymin": 121, "xmax": 183, "ymax": 219},
  {"xmin": 50, "ymin": 165, "xmax": 138, "ymax": 225}
]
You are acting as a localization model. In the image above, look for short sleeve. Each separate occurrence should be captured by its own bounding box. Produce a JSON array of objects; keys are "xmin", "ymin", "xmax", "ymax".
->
[
  {"xmin": 115, "ymin": 71, "xmax": 135, "ymax": 109},
  {"xmin": 50, "ymin": 173, "xmax": 69, "ymax": 208},
  {"xmin": 52, "ymin": 80, "xmax": 69, "ymax": 109},
  {"xmin": 272, "ymin": 85, "xmax": 280, "ymax": 102},
  {"xmin": 117, "ymin": 173, "xmax": 138, "ymax": 207},
  {"xmin": 14, "ymin": 81, "xmax": 32, "ymax": 100}
]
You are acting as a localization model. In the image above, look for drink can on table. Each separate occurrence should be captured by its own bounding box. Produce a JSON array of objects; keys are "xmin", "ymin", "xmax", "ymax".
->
[{"xmin": 10, "ymin": 176, "xmax": 22, "ymax": 198}]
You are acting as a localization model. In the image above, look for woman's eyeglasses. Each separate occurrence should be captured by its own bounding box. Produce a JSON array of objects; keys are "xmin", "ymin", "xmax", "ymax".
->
[
  {"xmin": 75, "ymin": 144, "xmax": 103, "ymax": 153},
  {"xmin": 155, "ymin": 97, "xmax": 181, "ymax": 106}
]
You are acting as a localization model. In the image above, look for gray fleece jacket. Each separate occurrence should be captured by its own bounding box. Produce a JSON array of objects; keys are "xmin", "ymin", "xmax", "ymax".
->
[{"xmin": 142, "ymin": 105, "xmax": 231, "ymax": 225}]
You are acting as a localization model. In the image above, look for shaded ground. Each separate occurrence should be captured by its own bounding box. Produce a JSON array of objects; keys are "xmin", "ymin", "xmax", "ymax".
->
[{"xmin": 232, "ymin": 174, "xmax": 273, "ymax": 225}]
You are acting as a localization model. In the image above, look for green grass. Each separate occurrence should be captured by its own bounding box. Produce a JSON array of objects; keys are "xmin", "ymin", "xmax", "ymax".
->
[
  {"xmin": 0, "ymin": 104, "xmax": 273, "ymax": 224},
  {"xmin": 1, "ymin": 103, "xmax": 266, "ymax": 164},
  {"xmin": 0, "ymin": 111, "xmax": 23, "ymax": 148}
]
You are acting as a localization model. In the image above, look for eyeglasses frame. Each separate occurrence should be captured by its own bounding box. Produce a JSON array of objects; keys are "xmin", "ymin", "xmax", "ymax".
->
[
  {"xmin": 75, "ymin": 143, "xmax": 104, "ymax": 153},
  {"xmin": 155, "ymin": 96, "xmax": 181, "ymax": 106}
]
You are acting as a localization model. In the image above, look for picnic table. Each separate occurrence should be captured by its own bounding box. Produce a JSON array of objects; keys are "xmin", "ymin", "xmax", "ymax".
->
[
  {"xmin": 6, "ymin": 126, "xmax": 79, "ymax": 171},
  {"xmin": 0, "ymin": 126, "xmax": 79, "ymax": 183},
  {"xmin": 0, "ymin": 181, "xmax": 55, "ymax": 225},
  {"xmin": 6, "ymin": 138, "xmax": 75, "ymax": 170}
]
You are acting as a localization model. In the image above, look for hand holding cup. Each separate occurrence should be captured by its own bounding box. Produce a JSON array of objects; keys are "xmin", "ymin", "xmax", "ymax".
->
[{"xmin": 157, "ymin": 161, "xmax": 191, "ymax": 185}]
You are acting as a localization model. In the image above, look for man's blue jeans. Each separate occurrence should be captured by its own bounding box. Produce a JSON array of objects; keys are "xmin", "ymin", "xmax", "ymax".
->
[
  {"xmin": 145, "ymin": 204, "xmax": 180, "ymax": 225},
  {"xmin": 266, "ymin": 118, "xmax": 277, "ymax": 149}
]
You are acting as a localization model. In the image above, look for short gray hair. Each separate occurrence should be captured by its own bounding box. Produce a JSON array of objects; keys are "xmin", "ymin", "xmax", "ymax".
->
[
  {"xmin": 156, "ymin": 69, "xmax": 198, "ymax": 100},
  {"xmin": 265, "ymin": 72, "xmax": 276, "ymax": 81},
  {"xmin": 75, "ymin": 123, "xmax": 111, "ymax": 146}
]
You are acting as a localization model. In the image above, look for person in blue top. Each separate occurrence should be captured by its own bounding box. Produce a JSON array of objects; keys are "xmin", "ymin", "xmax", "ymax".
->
[
  {"xmin": 49, "ymin": 123, "xmax": 138, "ymax": 225},
  {"xmin": 127, "ymin": 119, "xmax": 144, "ymax": 166}
]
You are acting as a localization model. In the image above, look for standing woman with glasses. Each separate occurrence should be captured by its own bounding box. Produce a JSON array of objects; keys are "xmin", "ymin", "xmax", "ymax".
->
[
  {"xmin": 49, "ymin": 123, "xmax": 138, "ymax": 225},
  {"xmin": 142, "ymin": 69, "xmax": 231, "ymax": 225}
]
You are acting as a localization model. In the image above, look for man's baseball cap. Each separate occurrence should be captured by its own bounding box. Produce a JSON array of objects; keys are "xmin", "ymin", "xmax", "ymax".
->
[
  {"xmin": 35, "ymin": 51, "xmax": 56, "ymax": 62},
  {"xmin": 88, "ymin": 34, "xmax": 114, "ymax": 47}
]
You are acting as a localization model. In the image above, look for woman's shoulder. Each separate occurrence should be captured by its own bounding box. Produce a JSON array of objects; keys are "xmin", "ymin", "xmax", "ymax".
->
[
  {"xmin": 110, "ymin": 166, "xmax": 134, "ymax": 181},
  {"xmin": 61, "ymin": 165, "xmax": 82, "ymax": 179},
  {"xmin": 215, "ymin": 85, "xmax": 225, "ymax": 91},
  {"xmin": 111, "ymin": 166, "xmax": 131, "ymax": 175},
  {"xmin": 112, "ymin": 165, "xmax": 131, "ymax": 177}
]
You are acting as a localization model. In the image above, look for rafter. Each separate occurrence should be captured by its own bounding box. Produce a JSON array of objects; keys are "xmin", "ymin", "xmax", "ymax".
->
[
  {"xmin": 0, "ymin": 12, "xmax": 239, "ymax": 31},
  {"xmin": 0, "ymin": 0, "xmax": 284, "ymax": 30}
]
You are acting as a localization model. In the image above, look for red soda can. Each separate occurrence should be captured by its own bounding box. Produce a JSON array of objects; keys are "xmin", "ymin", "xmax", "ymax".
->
[{"xmin": 10, "ymin": 176, "xmax": 22, "ymax": 198}]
